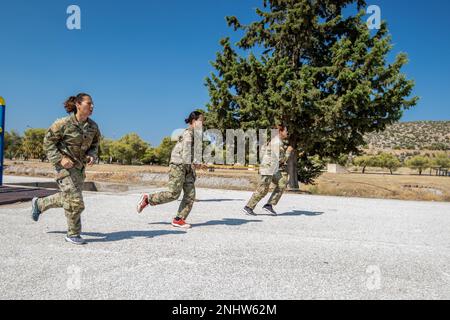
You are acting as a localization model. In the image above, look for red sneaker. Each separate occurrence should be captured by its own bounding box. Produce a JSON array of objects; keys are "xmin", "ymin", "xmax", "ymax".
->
[
  {"xmin": 171, "ymin": 218, "xmax": 192, "ymax": 229},
  {"xmin": 136, "ymin": 194, "xmax": 149, "ymax": 213}
]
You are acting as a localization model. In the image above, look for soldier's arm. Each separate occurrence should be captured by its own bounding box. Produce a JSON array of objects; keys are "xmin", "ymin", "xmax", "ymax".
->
[
  {"xmin": 43, "ymin": 121, "xmax": 65, "ymax": 166},
  {"xmin": 280, "ymin": 145, "xmax": 294, "ymax": 165},
  {"xmin": 86, "ymin": 128, "xmax": 101, "ymax": 161},
  {"xmin": 181, "ymin": 130, "xmax": 194, "ymax": 164},
  {"xmin": 192, "ymin": 129, "xmax": 204, "ymax": 165}
]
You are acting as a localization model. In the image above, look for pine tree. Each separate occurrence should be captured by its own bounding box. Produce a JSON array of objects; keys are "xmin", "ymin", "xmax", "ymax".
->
[{"xmin": 205, "ymin": 0, "xmax": 418, "ymax": 187}]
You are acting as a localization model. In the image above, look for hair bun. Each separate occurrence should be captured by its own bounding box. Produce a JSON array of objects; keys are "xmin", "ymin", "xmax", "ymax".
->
[
  {"xmin": 185, "ymin": 110, "xmax": 204, "ymax": 125},
  {"xmin": 63, "ymin": 93, "xmax": 91, "ymax": 114}
]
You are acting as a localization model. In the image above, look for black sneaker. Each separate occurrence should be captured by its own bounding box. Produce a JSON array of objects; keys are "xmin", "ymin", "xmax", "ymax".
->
[
  {"xmin": 263, "ymin": 204, "xmax": 277, "ymax": 216},
  {"xmin": 31, "ymin": 197, "xmax": 41, "ymax": 222},
  {"xmin": 242, "ymin": 206, "xmax": 257, "ymax": 216},
  {"xmin": 65, "ymin": 236, "xmax": 87, "ymax": 245}
]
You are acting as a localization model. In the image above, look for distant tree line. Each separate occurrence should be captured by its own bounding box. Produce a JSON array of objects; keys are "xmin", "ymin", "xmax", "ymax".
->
[
  {"xmin": 352, "ymin": 152, "xmax": 450, "ymax": 175},
  {"xmin": 4, "ymin": 129, "xmax": 46, "ymax": 161},
  {"xmin": 99, "ymin": 134, "xmax": 176, "ymax": 165},
  {"xmin": 3, "ymin": 129, "xmax": 450, "ymax": 176},
  {"xmin": 3, "ymin": 129, "xmax": 175, "ymax": 166}
]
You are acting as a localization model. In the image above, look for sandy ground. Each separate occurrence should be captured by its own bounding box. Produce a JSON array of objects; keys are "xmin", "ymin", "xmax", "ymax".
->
[{"xmin": 0, "ymin": 175, "xmax": 449, "ymax": 300}]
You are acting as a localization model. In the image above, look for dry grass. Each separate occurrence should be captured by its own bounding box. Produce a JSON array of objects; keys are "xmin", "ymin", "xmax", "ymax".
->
[{"xmin": 303, "ymin": 172, "xmax": 450, "ymax": 202}]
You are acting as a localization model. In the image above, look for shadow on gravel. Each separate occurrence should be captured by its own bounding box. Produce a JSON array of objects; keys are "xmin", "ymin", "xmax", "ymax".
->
[
  {"xmin": 193, "ymin": 218, "xmax": 262, "ymax": 227},
  {"xmin": 258, "ymin": 210, "xmax": 324, "ymax": 217},
  {"xmin": 195, "ymin": 199, "xmax": 245, "ymax": 202},
  {"xmin": 149, "ymin": 218, "xmax": 262, "ymax": 228},
  {"xmin": 281, "ymin": 210, "xmax": 324, "ymax": 217},
  {"xmin": 47, "ymin": 230, "xmax": 186, "ymax": 242}
]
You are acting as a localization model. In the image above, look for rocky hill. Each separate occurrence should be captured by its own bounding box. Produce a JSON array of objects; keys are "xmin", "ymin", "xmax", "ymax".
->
[{"xmin": 364, "ymin": 121, "xmax": 450, "ymax": 151}]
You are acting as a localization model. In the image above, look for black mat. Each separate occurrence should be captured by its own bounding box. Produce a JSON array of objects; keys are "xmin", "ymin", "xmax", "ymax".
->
[{"xmin": 0, "ymin": 186, "xmax": 58, "ymax": 205}]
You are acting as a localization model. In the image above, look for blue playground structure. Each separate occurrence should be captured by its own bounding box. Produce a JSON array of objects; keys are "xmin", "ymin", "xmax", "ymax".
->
[{"xmin": 0, "ymin": 96, "xmax": 5, "ymax": 185}]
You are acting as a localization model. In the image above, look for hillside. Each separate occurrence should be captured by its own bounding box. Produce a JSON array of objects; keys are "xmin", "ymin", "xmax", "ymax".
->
[{"xmin": 364, "ymin": 121, "xmax": 450, "ymax": 151}]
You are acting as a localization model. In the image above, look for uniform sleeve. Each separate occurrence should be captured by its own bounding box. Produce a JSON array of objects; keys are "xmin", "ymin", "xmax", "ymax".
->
[
  {"xmin": 87, "ymin": 127, "xmax": 101, "ymax": 161},
  {"xmin": 280, "ymin": 146, "xmax": 292, "ymax": 165},
  {"xmin": 44, "ymin": 122, "xmax": 64, "ymax": 165},
  {"xmin": 192, "ymin": 129, "xmax": 203, "ymax": 165},
  {"xmin": 181, "ymin": 130, "xmax": 194, "ymax": 164}
]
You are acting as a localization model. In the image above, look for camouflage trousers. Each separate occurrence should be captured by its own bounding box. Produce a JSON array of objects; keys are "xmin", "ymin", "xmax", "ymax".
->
[
  {"xmin": 37, "ymin": 167, "xmax": 86, "ymax": 237},
  {"xmin": 148, "ymin": 163, "xmax": 196, "ymax": 219},
  {"xmin": 246, "ymin": 170, "xmax": 289, "ymax": 209}
]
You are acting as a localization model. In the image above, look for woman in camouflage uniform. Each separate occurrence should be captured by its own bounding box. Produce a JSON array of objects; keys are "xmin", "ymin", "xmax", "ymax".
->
[
  {"xmin": 243, "ymin": 125, "xmax": 293, "ymax": 216},
  {"xmin": 31, "ymin": 93, "xmax": 100, "ymax": 245},
  {"xmin": 136, "ymin": 111, "xmax": 205, "ymax": 229}
]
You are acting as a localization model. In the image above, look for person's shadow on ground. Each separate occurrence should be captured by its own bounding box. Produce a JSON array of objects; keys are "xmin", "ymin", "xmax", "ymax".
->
[
  {"xmin": 258, "ymin": 210, "xmax": 324, "ymax": 217},
  {"xmin": 194, "ymin": 199, "xmax": 245, "ymax": 202},
  {"xmin": 149, "ymin": 218, "xmax": 262, "ymax": 228},
  {"xmin": 47, "ymin": 230, "xmax": 186, "ymax": 243}
]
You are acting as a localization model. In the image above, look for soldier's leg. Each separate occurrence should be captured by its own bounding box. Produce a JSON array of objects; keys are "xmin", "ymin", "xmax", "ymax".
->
[
  {"xmin": 36, "ymin": 169, "xmax": 72, "ymax": 212},
  {"xmin": 267, "ymin": 171, "xmax": 289, "ymax": 206},
  {"xmin": 148, "ymin": 164, "xmax": 185, "ymax": 205},
  {"xmin": 246, "ymin": 175, "xmax": 272, "ymax": 210},
  {"xmin": 177, "ymin": 167, "xmax": 196, "ymax": 219},
  {"xmin": 37, "ymin": 192, "xmax": 64, "ymax": 213},
  {"xmin": 61, "ymin": 169, "xmax": 85, "ymax": 237},
  {"xmin": 64, "ymin": 192, "xmax": 85, "ymax": 237}
]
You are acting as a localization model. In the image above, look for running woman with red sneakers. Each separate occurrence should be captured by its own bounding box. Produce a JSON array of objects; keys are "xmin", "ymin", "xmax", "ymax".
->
[{"xmin": 136, "ymin": 111, "xmax": 205, "ymax": 228}]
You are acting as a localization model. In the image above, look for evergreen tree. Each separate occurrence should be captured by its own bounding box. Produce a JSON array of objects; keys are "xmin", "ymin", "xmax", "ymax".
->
[{"xmin": 205, "ymin": 0, "xmax": 418, "ymax": 187}]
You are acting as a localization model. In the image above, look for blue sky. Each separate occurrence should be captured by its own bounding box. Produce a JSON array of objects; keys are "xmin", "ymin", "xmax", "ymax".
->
[{"xmin": 1, "ymin": 0, "xmax": 449, "ymax": 145}]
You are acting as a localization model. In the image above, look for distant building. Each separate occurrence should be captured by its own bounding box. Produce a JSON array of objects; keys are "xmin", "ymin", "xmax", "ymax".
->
[{"xmin": 327, "ymin": 163, "xmax": 349, "ymax": 174}]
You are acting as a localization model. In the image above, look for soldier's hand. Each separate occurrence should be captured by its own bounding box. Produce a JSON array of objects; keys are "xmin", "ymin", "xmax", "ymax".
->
[
  {"xmin": 286, "ymin": 146, "xmax": 294, "ymax": 154},
  {"xmin": 193, "ymin": 163, "xmax": 208, "ymax": 171},
  {"xmin": 61, "ymin": 156, "xmax": 74, "ymax": 169},
  {"xmin": 193, "ymin": 163, "xmax": 201, "ymax": 170},
  {"xmin": 87, "ymin": 156, "xmax": 95, "ymax": 166}
]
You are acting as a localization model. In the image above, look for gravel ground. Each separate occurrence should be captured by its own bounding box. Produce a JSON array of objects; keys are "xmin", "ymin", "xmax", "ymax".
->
[{"xmin": 0, "ymin": 176, "xmax": 449, "ymax": 300}]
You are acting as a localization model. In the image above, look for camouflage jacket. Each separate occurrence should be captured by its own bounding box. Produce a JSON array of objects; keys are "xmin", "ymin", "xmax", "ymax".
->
[
  {"xmin": 44, "ymin": 113, "xmax": 101, "ymax": 169},
  {"xmin": 170, "ymin": 127, "xmax": 202, "ymax": 165},
  {"xmin": 259, "ymin": 136, "xmax": 291, "ymax": 176}
]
